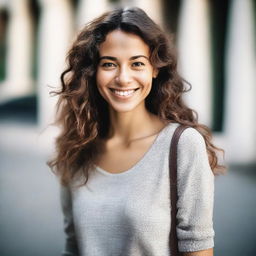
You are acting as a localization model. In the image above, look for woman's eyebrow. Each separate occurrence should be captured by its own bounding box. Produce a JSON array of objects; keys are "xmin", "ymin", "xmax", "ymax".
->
[
  {"xmin": 130, "ymin": 55, "xmax": 149, "ymax": 60},
  {"xmin": 99, "ymin": 56, "xmax": 117, "ymax": 61},
  {"xmin": 99, "ymin": 55, "xmax": 149, "ymax": 61}
]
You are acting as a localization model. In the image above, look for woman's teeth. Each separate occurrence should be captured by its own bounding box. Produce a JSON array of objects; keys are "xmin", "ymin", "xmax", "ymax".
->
[{"xmin": 112, "ymin": 89, "xmax": 137, "ymax": 97}]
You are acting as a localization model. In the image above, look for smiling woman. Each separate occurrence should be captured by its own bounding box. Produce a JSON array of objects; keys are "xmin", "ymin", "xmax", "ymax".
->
[{"xmin": 48, "ymin": 7, "xmax": 224, "ymax": 256}]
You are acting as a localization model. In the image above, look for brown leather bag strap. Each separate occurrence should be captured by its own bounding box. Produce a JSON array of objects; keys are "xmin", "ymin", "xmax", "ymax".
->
[{"xmin": 169, "ymin": 125, "xmax": 189, "ymax": 256}]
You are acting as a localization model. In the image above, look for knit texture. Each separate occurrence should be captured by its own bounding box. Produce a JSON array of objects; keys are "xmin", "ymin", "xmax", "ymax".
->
[{"xmin": 60, "ymin": 123, "xmax": 215, "ymax": 256}]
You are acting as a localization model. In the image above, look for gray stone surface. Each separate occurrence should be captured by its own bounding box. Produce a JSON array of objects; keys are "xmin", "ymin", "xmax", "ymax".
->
[
  {"xmin": 0, "ymin": 148, "xmax": 64, "ymax": 256},
  {"xmin": 214, "ymin": 165, "xmax": 256, "ymax": 256}
]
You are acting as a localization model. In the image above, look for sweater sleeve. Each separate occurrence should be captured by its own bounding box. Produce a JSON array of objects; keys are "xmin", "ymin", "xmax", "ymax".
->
[
  {"xmin": 60, "ymin": 185, "xmax": 79, "ymax": 256},
  {"xmin": 176, "ymin": 128, "xmax": 215, "ymax": 252}
]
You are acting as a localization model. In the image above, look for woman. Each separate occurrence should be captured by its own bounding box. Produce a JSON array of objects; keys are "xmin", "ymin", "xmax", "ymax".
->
[{"xmin": 49, "ymin": 7, "xmax": 224, "ymax": 256}]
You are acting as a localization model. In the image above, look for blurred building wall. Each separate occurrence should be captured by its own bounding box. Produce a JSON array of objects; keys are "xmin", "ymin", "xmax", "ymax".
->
[{"xmin": 0, "ymin": 0, "xmax": 255, "ymax": 164}]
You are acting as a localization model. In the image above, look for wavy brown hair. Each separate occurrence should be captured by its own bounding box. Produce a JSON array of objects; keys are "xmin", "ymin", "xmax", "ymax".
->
[{"xmin": 48, "ymin": 7, "xmax": 225, "ymax": 186}]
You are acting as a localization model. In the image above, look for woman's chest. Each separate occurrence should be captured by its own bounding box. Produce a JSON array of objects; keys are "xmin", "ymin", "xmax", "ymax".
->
[
  {"xmin": 72, "ymin": 179, "xmax": 170, "ymax": 238},
  {"xmin": 71, "ymin": 159, "xmax": 170, "ymax": 233}
]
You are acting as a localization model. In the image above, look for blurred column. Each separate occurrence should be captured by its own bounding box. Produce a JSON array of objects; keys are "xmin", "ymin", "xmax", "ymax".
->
[
  {"xmin": 123, "ymin": 0, "xmax": 163, "ymax": 26},
  {"xmin": 76, "ymin": 0, "xmax": 109, "ymax": 29},
  {"xmin": 177, "ymin": 0, "xmax": 212, "ymax": 127},
  {"xmin": 37, "ymin": 0, "xmax": 74, "ymax": 127},
  {"xmin": 0, "ymin": 0, "xmax": 33, "ymax": 102},
  {"xmin": 224, "ymin": 0, "xmax": 256, "ymax": 163}
]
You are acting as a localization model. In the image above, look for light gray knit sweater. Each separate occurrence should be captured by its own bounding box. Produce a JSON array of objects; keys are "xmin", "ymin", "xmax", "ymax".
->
[{"xmin": 60, "ymin": 123, "xmax": 215, "ymax": 256}]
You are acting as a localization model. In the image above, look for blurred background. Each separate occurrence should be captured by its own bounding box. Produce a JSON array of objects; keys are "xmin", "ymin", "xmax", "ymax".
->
[{"xmin": 0, "ymin": 0, "xmax": 255, "ymax": 255}]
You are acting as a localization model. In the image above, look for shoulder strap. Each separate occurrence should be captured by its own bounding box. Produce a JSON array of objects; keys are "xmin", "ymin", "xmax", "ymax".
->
[{"xmin": 169, "ymin": 125, "xmax": 189, "ymax": 256}]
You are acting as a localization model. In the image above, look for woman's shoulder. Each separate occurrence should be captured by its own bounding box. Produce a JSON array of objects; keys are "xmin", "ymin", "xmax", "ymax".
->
[
  {"xmin": 166, "ymin": 124, "xmax": 206, "ymax": 150},
  {"xmin": 180, "ymin": 126, "xmax": 204, "ymax": 142},
  {"xmin": 175, "ymin": 126, "xmax": 208, "ymax": 159},
  {"xmin": 164, "ymin": 123, "xmax": 203, "ymax": 140}
]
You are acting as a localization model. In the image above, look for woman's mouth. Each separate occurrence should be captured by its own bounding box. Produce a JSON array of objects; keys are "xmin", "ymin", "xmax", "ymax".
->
[{"xmin": 109, "ymin": 88, "xmax": 139, "ymax": 98}]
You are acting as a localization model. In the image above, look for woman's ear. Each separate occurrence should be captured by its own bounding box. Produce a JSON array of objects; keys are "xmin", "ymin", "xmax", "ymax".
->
[{"xmin": 153, "ymin": 68, "xmax": 159, "ymax": 78}]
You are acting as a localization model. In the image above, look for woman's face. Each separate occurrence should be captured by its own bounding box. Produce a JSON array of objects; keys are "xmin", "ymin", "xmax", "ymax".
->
[{"xmin": 96, "ymin": 30, "xmax": 158, "ymax": 113}]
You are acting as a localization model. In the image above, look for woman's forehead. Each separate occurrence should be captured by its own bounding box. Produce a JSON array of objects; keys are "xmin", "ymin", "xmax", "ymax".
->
[{"xmin": 98, "ymin": 30, "xmax": 150, "ymax": 58}]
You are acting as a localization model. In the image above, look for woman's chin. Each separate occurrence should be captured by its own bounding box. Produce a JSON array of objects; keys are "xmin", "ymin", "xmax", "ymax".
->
[{"xmin": 108, "ymin": 102, "xmax": 144, "ymax": 114}]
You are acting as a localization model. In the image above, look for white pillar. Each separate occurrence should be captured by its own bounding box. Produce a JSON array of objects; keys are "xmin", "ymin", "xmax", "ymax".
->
[
  {"xmin": 0, "ymin": 0, "xmax": 33, "ymax": 102},
  {"xmin": 177, "ymin": 0, "xmax": 212, "ymax": 127},
  {"xmin": 224, "ymin": 0, "xmax": 256, "ymax": 164},
  {"xmin": 0, "ymin": 1, "xmax": 8, "ymax": 9},
  {"xmin": 122, "ymin": 0, "xmax": 163, "ymax": 26},
  {"xmin": 76, "ymin": 0, "xmax": 109, "ymax": 29},
  {"xmin": 37, "ymin": 0, "xmax": 74, "ymax": 127}
]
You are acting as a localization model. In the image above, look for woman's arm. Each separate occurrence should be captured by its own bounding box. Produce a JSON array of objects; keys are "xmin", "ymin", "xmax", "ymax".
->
[
  {"xmin": 181, "ymin": 248, "xmax": 213, "ymax": 256},
  {"xmin": 60, "ymin": 185, "xmax": 79, "ymax": 256},
  {"xmin": 176, "ymin": 128, "xmax": 215, "ymax": 253}
]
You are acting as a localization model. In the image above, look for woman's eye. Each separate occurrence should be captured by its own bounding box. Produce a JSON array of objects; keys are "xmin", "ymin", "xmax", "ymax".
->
[
  {"xmin": 132, "ymin": 62, "xmax": 145, "ymax": 67},
  {"xmin": 101, "ymin": 62, "xmax": 116, "ymax": 68}
]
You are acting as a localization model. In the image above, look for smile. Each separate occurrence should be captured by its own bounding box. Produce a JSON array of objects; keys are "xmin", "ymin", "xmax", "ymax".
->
[{"xmin": 110, "ymin": 88, "xmax": 139, "ymax": 98}]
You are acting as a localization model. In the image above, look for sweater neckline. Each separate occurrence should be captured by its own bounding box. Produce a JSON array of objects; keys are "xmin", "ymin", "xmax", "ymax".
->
[{"xmin": 94, "ymin": 122, "xmax": 173, "ymax": 177}]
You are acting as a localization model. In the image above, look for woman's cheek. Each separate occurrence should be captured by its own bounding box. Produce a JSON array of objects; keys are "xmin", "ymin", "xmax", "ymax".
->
[{"xmin": 97, "ymin": 70, "xmax": 115, "ymax": 87}]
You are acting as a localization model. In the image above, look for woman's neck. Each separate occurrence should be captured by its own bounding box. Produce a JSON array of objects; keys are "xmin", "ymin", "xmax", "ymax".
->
[{"xmin": 108, "ymin": 107, "xmax": 167, "ymax": 143}]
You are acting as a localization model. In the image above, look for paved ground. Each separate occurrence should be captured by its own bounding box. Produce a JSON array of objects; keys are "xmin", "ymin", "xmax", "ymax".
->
[{"xmin": 0, "ymin": 122, "xmax": 255, "ymax": 256}]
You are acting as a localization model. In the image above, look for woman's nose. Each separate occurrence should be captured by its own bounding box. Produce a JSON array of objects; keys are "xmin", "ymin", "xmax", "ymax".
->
[{"xmin": 115, "ymin": 67, "xmax": 132, "ymax": 86}]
